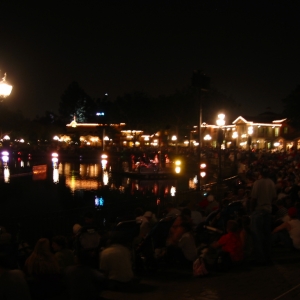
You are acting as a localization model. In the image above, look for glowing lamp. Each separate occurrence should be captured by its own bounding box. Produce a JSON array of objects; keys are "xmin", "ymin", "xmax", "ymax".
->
[{"xmin": 0, "ymin": 73, "xmax": 13, "ymax": 98}]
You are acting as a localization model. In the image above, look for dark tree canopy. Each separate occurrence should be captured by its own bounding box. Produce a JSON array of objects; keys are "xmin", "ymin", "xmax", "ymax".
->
[
  {"xmin": 59, "ymin": 81, "xmax": 95, "ymax": 123},
  {"xmin": 282, "ymin": 85, "xmax": 300, "ymax": 129}
]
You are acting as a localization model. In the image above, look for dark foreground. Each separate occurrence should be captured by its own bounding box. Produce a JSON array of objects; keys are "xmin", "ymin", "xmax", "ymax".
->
[{"xmin": 101, "ymin": 247, "xmax": 300, "ymax": 300}]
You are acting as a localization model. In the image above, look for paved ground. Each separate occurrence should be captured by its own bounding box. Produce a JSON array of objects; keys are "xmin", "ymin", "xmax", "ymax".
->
[{"xmin": 101, "ymin": 247, "xmax": 300, "ymax": 300}]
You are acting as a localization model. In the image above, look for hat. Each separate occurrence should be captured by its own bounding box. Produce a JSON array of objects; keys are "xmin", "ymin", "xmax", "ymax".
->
[
  {"xmin": 73, "ymin": 224, "xmax": 82, "ymax": 235},
  {"xmin": 144, "ymin": 211, "xmax": 153, "ymax": 218},
  {"xmin": 288, "ymin": 207, "xmax": 298, "ymax": 218}
]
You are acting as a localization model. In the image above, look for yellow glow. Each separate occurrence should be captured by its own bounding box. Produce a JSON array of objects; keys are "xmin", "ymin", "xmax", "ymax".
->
[
  {"xmin": 175, "ymin": 160, "xmax": 181, "ymax": 166},
  {"xmin": 200, "ymin": 171, "xmax": 206, "ymax": 178},
  {"xmin": 232, "ymin": 132, "xmax": 238, "ymax": 139}
]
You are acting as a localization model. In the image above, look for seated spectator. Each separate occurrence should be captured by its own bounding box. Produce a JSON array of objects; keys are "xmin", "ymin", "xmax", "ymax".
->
[
  {"xmin": 166, "ymin": 222, "xmax": 197, "ymax": 266},
  {"xmin": 0, "ymin": 252, "xmax": 32, "ymax": 300},
  {"xmin": 73, "ymin": 223, "xmax": 101, "ymax": 253},
  {"xmin": 24, "ymin": 238, "xmax": 63, "ymax": 299},
  {"xmin": 272, "ymin": 207, "xmax": 300, "ymax": 250},
  {"xmin": 205, "ymin": 195, "xmax": 219, "ymax": 216},
  {"xmin": 165, "ymin": 203, "xmax": 181, "ymax": 218},
  {"xmin": 65, "ymin": 250, "xmax": 104, "ymax": 300},
  {"xmin": 273, "ymin": 198, "xmax": 289, "ymax": 226},
  {"xmin": 188, "ymin": 202, "xmax": 205, "ymax": 229},
  {"xmin": 168, "ymin": 210, "xmax": 193, "ymax": 241},
  {"xmin": 210, "ymin": 220, "xmax": 244, "ymax": 269},
  {"xmin": 99, "ymin": 232, "xmax": 135, "ymax": 290},
  {"xmin": 52, "ymin": 235, "xmax": 75, "ymax": 272}
]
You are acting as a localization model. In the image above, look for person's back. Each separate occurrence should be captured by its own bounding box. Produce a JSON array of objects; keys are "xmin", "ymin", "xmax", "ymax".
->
[
  {"xmin": 65, "ymin": 250, "xmax": 104, "ymax": 300},
  {"xmin": 288, "ymin": 218, "xmax": 300, "ymax": 249},
  {"xmin": 0, "ymin": 253, "xmax": 32, "ymax": 300},
  {"xmin": 100, "ymin": 243, "xmax": 134, "ymax": 283}
]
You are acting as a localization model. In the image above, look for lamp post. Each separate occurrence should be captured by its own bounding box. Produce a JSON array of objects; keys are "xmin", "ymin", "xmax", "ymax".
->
[
  {"xmin": 0, "ymin": 73, "xmax": 13, "ymax": 99},
  {"xmin": 216, "ymin": 113, "xmax": 225, "ymax": 184},
  {"xmin": 247, "ymin": 126, "xmax": 253, "ymax": 151},
  {"xmin": 232, "ymin": 131, "xmax": 238, "ymax": 174}
]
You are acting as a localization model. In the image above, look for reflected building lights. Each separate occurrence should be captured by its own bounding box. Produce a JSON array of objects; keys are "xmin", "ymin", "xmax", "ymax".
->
[
  {"xmin": 103, "ymin": 171, "xmax": 109, "ymax": 185},
  {"xmin": 53, "ymin": 168, "xmax": 59, "ymax": 184},
  {"xmin": 170, "ymin": 186, "xmax": 176, "ymax": 196},
  {"xmin": 4, "ymin": 167, "xmax": 10, "ymax": 183}
]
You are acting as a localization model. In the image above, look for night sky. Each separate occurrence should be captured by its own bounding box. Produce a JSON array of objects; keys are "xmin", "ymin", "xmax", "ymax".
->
[{"xmin": 1, "ymin": 1, "xmax": 299, "ymax": 120}]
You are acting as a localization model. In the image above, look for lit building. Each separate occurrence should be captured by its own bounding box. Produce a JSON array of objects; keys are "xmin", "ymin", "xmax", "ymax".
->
[{"xmin": 200, "ymin": 112, "xmax": 298, "ymax": 151}]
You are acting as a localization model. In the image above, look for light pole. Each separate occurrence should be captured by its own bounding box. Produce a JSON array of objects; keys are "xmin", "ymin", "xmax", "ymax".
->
[
  {"xmin": 232, "ymin": 131, "xmax": 238, "ymax": 174},
  {"xmin": 0, "ymin": 73, "xmax": 13, "ymax": 99},
  {"xmin": 216, "ymin": 113, "xmax": 225, "ymax": 184}
]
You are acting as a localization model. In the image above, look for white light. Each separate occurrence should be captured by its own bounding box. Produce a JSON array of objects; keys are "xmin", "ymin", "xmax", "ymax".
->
[
  {"xmin": 104, "ymin": 136, "xmax": 109, "ymax": 141},
  {"xmin": 2, "ymin": 155, "xmax": 9, "ymax": 163},
  {"xmin": 53, "ymin": 169, "xmax": 59, "ymax": 184},
  {"xmin": 19, "ymin": 139, "xmax": 25, "ymax": 143},
  {"xmin": 171, "ymin": 135, "xmax": 177, "ymax": 141},
  {"xmin": 52, "ymin": 152, "xmax": 59, "ymax": 157},
  {"xmin": 204, "ymin": 134, "xmax": 212, "ymax": 140},
  {"xmin": 175, "ymin": 160, "xmax": 181, "ymax": 166},
  {"xmin": 200, "ymin": 171, "xmax": 206, "ymax": 178},
  {"xmin": 200, "ymin": 163, "xmax": 206, "ymax": 169},
  {"xmin": 101, "ymin": 154, "xmax": 108, "ymax": 159},
  {"xmin": 4, "ymin": 167, "xmax": 10, "ymax": 183},
  {"xmin": 170, "ymin": 186, "xmax": 176, "ymax": 196},
  {"xmin": 274, "ymin": 142, "xmax": 280, "ymax": 147},
  {"xmin": 0, "ymin": 73, "xmax": 13, "ymax": 98},
  {"xmin": 216, "ymin": 113, "xmax": 225, "ymax": 127},
  {"xmin": 53, "ymin": 136, "xmax": 59, "ymax": 141},
  {"xmin": 248, "ymin": 126, "xmax": 253, "ymax": 135},
  {"xmin": 193, "ymin": 175, "xmax": 198, "ymax": 184},
  {"xmin": 175, "ymin": 166, "xmax": 181, "ymax": 173},
  {"xmin": 232, "ymin": 132, "xmax": 238, "ymax": 139},
  {"xmin": 3, "ymin": 135, "xmax": 10, "ymax": 140},
  {"xmin": 52, "ymin": 157, "xmax": 58, "ymax": 163},
  {"xmin": 2, "ymin": 151, "xmax": 9, "ymax": 156}
]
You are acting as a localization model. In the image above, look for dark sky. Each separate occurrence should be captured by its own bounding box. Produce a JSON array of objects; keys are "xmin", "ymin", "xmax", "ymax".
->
[{"xmin": 1, "ymin": 1, "xmax": 299, "ymax": 120}]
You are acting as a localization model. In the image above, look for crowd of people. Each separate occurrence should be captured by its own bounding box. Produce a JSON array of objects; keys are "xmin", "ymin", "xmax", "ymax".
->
[{"xmin": 2, "ymin": 148, "xmax": 300, "ymax": 299}]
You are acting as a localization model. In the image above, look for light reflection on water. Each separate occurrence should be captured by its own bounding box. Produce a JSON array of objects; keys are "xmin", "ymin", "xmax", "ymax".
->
[{"xmin": 1, "ymin": 153, "xmax": 199, "ymax": 203}]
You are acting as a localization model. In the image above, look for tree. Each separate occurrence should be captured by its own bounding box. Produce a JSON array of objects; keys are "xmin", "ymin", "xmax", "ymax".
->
[
  {"xmin": 282, "ymin": 85, "xmax": 300, "ymax": 129},
  {"xmin": 59, "ymin": 82, "xmax": 95, "ymax": 123}
]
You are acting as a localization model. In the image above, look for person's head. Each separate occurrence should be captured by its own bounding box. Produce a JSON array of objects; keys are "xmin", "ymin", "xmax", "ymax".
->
[
  {"xmin": 73, "ymin": 224, "xmax": 82, "ymax": 236},
  {"xmin": 52, "ymin": 235, "xmax": 68, "ymax": 252},
  {"xmin": 226, "ymin": 220, "xmax": 239, "ymax": 233},
  {"xmin": 143, "ymin": 211, "xmax": 153, "ymax": 221},
  {"xmin": 33, "ymin": 238, "xmax": 51, "ymax": 255}
]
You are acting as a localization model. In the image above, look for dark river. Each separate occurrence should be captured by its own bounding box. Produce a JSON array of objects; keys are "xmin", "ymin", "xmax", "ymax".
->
[{"xmin": 0, "ymin": 151, "xmax": 202, "ymax": 244}]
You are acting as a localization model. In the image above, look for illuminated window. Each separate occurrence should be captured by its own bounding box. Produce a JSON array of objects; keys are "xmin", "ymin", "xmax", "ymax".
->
[
  {"xmin": 275, "ymin": 128, "xmax": 279, "ymax": 137},
  {"xmin": 284, "ymin": 127, "xmax": 288, "ymax": 134}
]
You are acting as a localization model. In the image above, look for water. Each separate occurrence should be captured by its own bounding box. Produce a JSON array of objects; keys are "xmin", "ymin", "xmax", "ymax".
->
[{"xmin": 0, "ymin": 152, "xmax": 201, "ymax": 244}]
